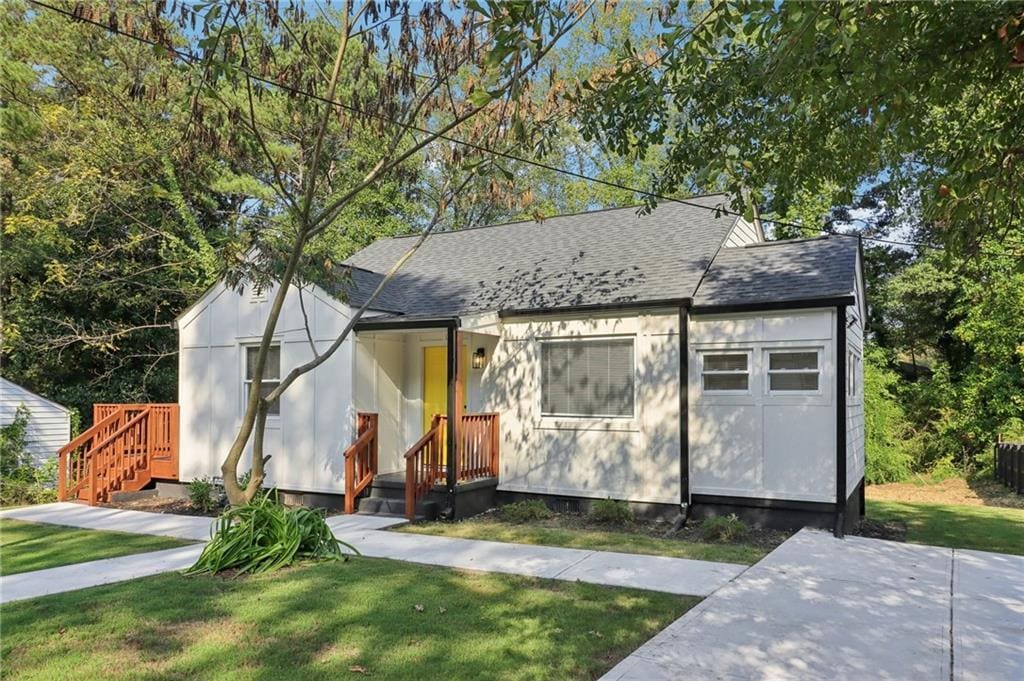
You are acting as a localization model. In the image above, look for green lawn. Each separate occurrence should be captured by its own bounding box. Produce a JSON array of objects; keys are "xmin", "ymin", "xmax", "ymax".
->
[
  {"xmin": 0, "ymin": 557, "xmax": 696, "ymax": 681},
  {"xmin": 0, "ymin": 519, "xmax": 193, "ymax": 576},
  {"xmin": 398, "ymin": 518, "xmax": 773, "ymax": 565},
  {"xmin": 867, "ymin": 499, "xmax": 1024, "ymax": 555}
]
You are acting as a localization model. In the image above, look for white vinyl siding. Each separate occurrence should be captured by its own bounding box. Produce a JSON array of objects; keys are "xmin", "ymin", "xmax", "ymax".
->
[
  {"xmin": 541, "ymin": 338, "xmax": 635, "ymax": 418},
  {"xmin": 0, "ymin": 378, "xmax": 71, "ymax": 465},
  {"xmin": 244, "ymin": 345, "xmax": 281, "ymax": 415}
]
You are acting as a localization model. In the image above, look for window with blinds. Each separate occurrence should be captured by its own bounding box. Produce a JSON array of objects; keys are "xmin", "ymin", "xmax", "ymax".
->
[
  {"xmin": 701, "ymin": 352, "xmax": 750, "ymax": 392},
  {"xmin": 767, "ymin": 350, "xmax": 820, "ymax": 392},
  {"xmin": 244, "ymin": 345, "xmax": 281, "ymax": 415},
  {"xmin": 540, "ymin": 338, "xmax": 635, "ymax": 417}
]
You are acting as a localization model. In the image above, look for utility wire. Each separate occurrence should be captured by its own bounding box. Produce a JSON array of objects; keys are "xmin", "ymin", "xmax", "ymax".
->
[{"xmin": 26, "ymin": 0, "xmax": 1022, "ymax": 256}]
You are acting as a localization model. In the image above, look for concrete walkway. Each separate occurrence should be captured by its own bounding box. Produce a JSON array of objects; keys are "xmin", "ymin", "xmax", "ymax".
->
[
  {"xmin": 2, "ymin": 545, "xmax": 206, "ymax": 603},
  {"xmin": 328, "ymin": 517, "xmax": 744, "ymax": 596},
  {"xmin": 0, "ymin": 503, "xmax": 744, "ymax": 604},
  {"xmin": 602, "ymin": 528, "xmax": 1024, "ymax": 681},
  {"xmin": 1, "ymin": 502, "xmax": 216, "ymax": 541}
]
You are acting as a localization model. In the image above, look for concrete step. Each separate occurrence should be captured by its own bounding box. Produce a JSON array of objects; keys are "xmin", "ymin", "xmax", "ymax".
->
[{"xmin": 357, "ymin": 496, "xmax": 439, "ymax": 521}]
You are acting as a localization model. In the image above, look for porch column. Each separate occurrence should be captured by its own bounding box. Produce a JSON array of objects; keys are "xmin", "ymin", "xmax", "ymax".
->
[{"xmin": 444, "ymin": 325, "xmax": 462, "ymax": 513}]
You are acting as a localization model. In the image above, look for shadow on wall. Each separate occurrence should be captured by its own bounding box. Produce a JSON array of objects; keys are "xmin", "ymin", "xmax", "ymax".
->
[{"xmin": 480, "ymin": 314, "xmax": 682, "ymax": 504}]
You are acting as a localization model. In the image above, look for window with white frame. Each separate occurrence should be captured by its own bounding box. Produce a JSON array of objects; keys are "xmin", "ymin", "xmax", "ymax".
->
[
  {"xmin": 848, "ymin": 351, "xmax": 860, "ymax": 397},
  {"xmin": 767, "ymin": 349, "xmax": 820, "ymax": 392},
  {"xmin": 540, "ymin": 338, "xmax": 634, "ymax": 417},
  {"xmin": 244, "ymin": 345, "xmax": 281, "ymax": 415},
  {"xmin": 701, "ymin": 352, "xmax": 750, "ymax": 392}
]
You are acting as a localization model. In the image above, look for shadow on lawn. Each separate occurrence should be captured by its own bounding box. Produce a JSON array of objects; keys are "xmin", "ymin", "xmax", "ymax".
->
[
  {"xmin": 0, "ymin": 557, "xmax": 694, "ymax": 681},
  {"xmin": 965, "ymin": 477, "xmax": 1024, "ymax": 510}
]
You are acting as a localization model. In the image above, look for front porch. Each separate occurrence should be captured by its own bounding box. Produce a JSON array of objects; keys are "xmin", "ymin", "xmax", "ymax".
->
[{"xmin": 345, "ymin": 317, "xmax": 502, "ymax": 519}]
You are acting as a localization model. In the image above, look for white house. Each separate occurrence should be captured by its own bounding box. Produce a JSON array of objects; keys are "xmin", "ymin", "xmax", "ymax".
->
[
  {"xmin": 167, "ymin": 194, "xmax": 866, "ymax": 532},
  {"xmin": 0, "ymin": 377, "xmax": 72, "ymax": 465}
]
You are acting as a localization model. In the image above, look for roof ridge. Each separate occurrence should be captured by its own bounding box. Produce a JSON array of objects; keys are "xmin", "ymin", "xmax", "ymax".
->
[
  {"xmin": 739, "ymin": 235, "xmax": 836, "ymax": 248},
  {"xmin": 377, "ymin": 193, "xmax": 732, "ymax": 241}
]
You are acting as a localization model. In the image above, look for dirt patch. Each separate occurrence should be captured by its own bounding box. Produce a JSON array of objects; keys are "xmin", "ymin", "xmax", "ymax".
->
[
  {"xmin": 866, "ymin": 477, "xmax": 1024, "ymax": 509},
  {"xmin": 104, "ymin": 496, "xmax": 222, "ymax": 517},
  {"xmin": 854, "ymin": 517, "xmax": 907, "ymax": 542}
]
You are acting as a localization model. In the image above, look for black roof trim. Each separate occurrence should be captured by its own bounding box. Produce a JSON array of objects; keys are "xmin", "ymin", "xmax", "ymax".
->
[
  {"xmin": 355, "ymin": 316, "xmax": 460, "ymax": 331},
  {"xmin": 691, "ymin": 296, "xmax": 854, "ymax": 315}
]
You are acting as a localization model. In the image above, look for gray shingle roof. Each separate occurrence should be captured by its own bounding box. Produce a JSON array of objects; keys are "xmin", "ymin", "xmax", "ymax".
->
[
  {"xmin": 343, "ymin": 195, "xmax": 738, "ymax": 316},
  {"xmin": 324, "ymin": 266, "xmax": 408, "ymax": 314},
  {"xmin": 693, "ymin": 236, "xmax": 859, "ymax": 308}
]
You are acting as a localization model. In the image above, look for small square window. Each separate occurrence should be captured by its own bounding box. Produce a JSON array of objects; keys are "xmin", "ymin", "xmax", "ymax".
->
[
  {"xmin": 244, "ymin": 345, "xmax": 281, "ymax": 415},
  {"xmin": 701, "ymin": 352, "xmax": 749, "ymax": 393},
  {"xmin": 767, "ymin": 350, "xmax": 820, "ymax": 392}
]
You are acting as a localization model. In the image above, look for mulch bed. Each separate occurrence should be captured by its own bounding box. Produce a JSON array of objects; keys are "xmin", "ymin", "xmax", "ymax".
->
[
  {"xmin": 476, "ymin": 509, "xmax": 794, "ymax": 552},
  {"xmin": 103, "ymin": 495, "xmax": 223, "ymax": 517}
]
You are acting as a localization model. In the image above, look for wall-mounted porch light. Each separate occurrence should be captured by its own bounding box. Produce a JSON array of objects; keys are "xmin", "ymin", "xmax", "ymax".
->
[{"xmin": 472, "ymin": 347, "xmax": 487, "ymax": 370}]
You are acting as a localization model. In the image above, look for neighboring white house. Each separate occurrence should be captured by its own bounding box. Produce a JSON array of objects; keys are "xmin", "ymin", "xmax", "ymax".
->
[
  {"xmin": 0, "ymin": 377, "xmax": 72, "ymax": 465},
  {"xmin": 174, "ymin": 194, "xmax": 866, "ymax": 531}
]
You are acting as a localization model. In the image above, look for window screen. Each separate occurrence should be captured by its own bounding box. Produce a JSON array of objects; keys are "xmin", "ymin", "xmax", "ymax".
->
[
  {"xmin": 541, "ymin": 339, "xmax": 634, "ymax": 417},
  {"xmin": 245, "ymin": 345, "xmax": 281, "ymax": 415},
  {"xmin": 702, "ymin": 352, "xmax": 749, "ymax": 392},
  {"xmin": 767, "ymin": 350, "xmax": 819, "ymax": 392}
]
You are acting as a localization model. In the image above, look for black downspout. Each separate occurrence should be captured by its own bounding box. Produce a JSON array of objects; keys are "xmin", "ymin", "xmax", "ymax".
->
[
  {"xmin": 679, "ymin": 305, "xmax": 691, "ymax": 519},
  {"xmin": 835, "ymin": 305, "xmax": 848, "ymax": 538},
  {"xmin": 445, "ymin": 324, "xmax": 457, "ymax": 519}
]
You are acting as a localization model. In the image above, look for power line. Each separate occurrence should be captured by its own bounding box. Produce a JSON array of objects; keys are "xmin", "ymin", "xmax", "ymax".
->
[{"xmin": 25, "ymin": 0, "xmax": 1020, "ymax": 256}]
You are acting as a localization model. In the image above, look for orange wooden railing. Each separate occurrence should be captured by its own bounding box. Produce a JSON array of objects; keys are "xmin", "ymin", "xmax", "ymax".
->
[
  {"xmin": 455, "ymin": 413, "xmax": 500, "ymax": 482},
  {"xmin": 403, "ymin": 412, "xmax": 500, "ymax": 520},
  {"xmin": 404, "ymin": 414, "xmax": 447, "ymax": 520},
  {"xmin": 57, "ymin": 404, "xmax": 179, "ymax": 505},
  {"xmin": 344, "ymin": 412, "xmax": 379, "ymax": 514}
]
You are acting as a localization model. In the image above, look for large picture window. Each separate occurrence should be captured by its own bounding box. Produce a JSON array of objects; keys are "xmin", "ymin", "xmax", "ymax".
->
[
  {"xmin": 244, "ymin": 345, "xmax": 281, "ymax": 415},
  {"xmin": 767, "ymin": 350, "xmax": 820, "ymax": 392},
  {"xmin": 541, "ymin": 338, "xmax": 634, "ymax": 418},
  {"xmin": 701, "ymin": 352, "xmax": 749, "ymax": 392}
]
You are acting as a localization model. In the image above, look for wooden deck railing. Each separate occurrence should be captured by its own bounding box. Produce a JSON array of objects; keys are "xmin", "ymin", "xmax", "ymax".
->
[
  {"xmin": 995, "ymin": 441, "xmax": 1023, "ymax": 494},
  {"xmin": 58, "ymin": 404, "xmax": 179, "ymax": 505},
  {"xmin": 403, "ymin": 412, "xmax": 500, "ymax": 520},
  {"xmin": 344, "ymin": 412, "xmax": 379, "ymax": 514}
]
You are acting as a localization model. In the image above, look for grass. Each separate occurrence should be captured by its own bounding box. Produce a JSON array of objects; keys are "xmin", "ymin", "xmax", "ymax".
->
[
  {"xmin": 398, "ymin": 517, "xmax": 776, "ymax": 565},
  {"xmin": 0, "ymin": 519, "xmax": 193, "ymax": 576},
  {"xmin": 0, "ymin": 557, "xmax": 697, "ymax": 680},
  {"xmin": 867, "ymin": 499, "xmax": 1024, "ymax": 555}
]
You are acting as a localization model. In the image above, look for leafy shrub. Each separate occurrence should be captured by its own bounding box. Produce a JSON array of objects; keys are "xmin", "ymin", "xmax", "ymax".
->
[
  {"xmin": 187, "ymin": 477, "xmax": 219, "ymax": 513},
  {"xmin": 237, "ymin": 469, "xmax": 253, "ymax": 490},
  {"xmin": 699, "ymin": 514, "xmax": 748, "ymax": 542},
  {"xmin": 0, "ymin": 407, "xmax": 57, "ymax": 506},
  {"xmin": 185, "ymin": 492, "xmax": 356, "ymax": 575},
  {"xmin": 497, "ymin": 499, "xmax": 552, "ymax": 523},
  {"xmin": 863, "ymin": 347, "xmax": 916, "ymax": 484},
  {"xmin": 588, "ymin": 498, "xmax": 634, "ymax": 524}
]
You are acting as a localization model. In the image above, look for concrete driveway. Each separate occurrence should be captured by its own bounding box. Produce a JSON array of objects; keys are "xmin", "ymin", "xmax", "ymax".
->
[{"xmin": 603, "ymin": 529, "xmax": 1024, "ymax": 681}]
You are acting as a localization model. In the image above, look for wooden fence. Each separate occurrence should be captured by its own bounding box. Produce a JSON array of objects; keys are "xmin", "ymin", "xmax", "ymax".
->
[{"xmin": 995, "ymin": 441, "xmax": 1023, "ymax": 494}]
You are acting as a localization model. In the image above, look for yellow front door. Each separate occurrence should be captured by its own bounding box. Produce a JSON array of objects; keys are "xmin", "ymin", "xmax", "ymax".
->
[
  {"xmin": 422, "ymin": 346, "xmax": 449, "ymax": 434},
  {"xmin": 422, "ymin": 345, "xmax": 468, "ymax": 461}
]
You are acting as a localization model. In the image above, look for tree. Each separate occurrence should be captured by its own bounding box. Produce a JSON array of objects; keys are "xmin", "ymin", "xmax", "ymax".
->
[
  {"xmin": 1, "ymin": 2, "xmax": 227, "ymax": 420},
  {"xmin": 576, "ymin": 1, "xmax": 1024, "ymax": 250},
  {"xmin": 60, "ymin": 0, "xmax": 592, "ymax": 505}
]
